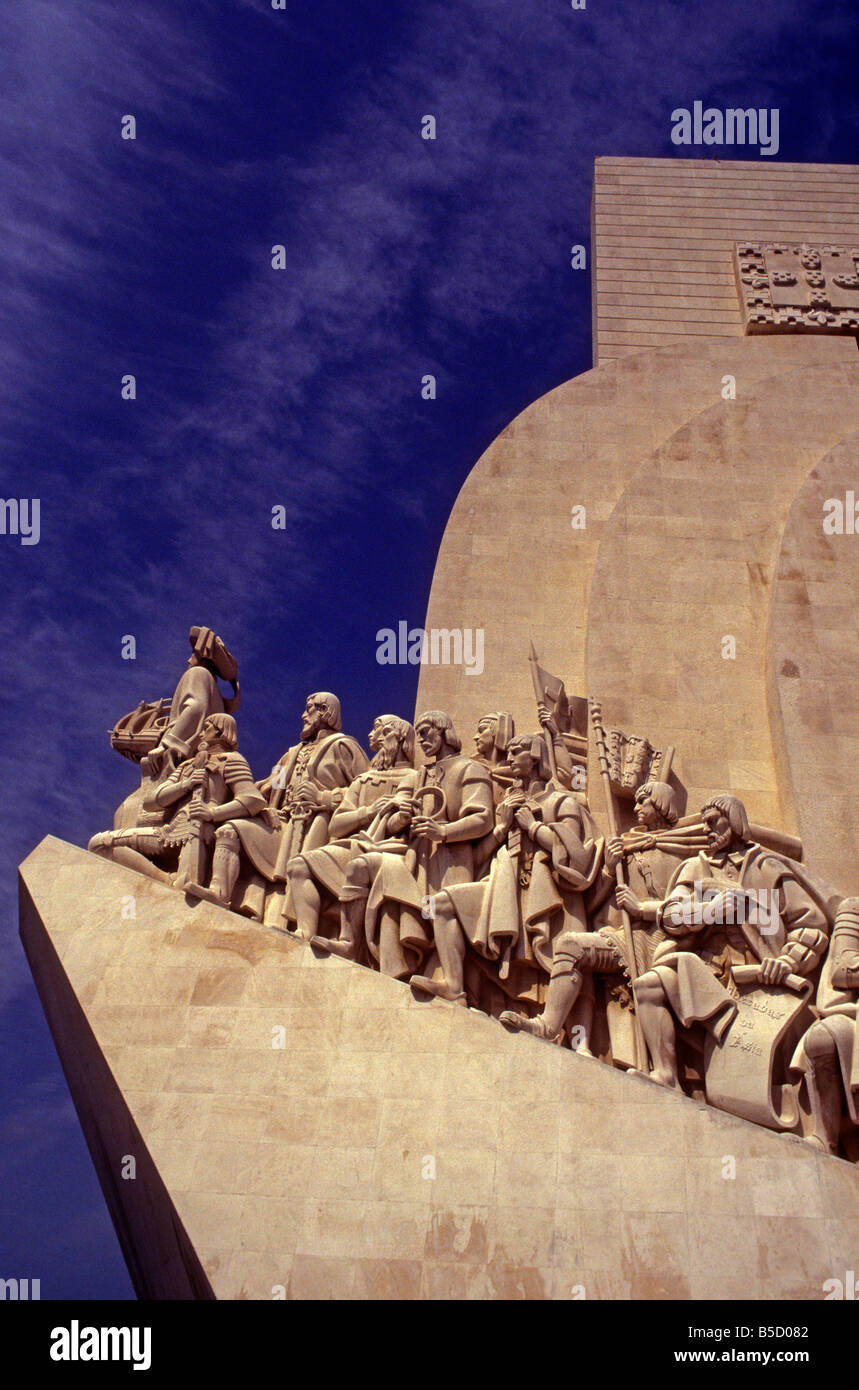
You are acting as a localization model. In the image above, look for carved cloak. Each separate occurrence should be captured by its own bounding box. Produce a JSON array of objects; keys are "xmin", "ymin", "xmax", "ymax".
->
[
  {"xmin": 444, "ymin": 788, "xmax": 605, "ymax": 1001},
  {"xmin": 233, "ymin": 732, "xmax": 369, "ymax": 882}
]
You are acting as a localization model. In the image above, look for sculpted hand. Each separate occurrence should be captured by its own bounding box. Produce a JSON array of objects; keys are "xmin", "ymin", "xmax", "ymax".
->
[
  {"xmin": 411, "ymin": 816, "xmax": 445, "ymax": 844},
  {"xmin": 700, "ymin": 888, "xmax": 735, "ymax": 923},
  {"xmin": 605, "ymin": 836, "xmax": 625, "ymax": 871},
  {"xmin": 372, "ymin": 796, "xmax": 399, "ymax": 818},
  {"xmin": 615, "ymin": 884, "xmax": 642, "ymax": 917},
  {"xmin": 185, "ymin": 766, "xmax": 207, "ymax": 790},
  {"xmin": 514, "ymin": 807, "xmax": 537, "ymax": 833},
  {"xmin": 496, "ymin": 801, "xmax": 516, "ymax": 834},
  {"xmin": 537, "ymin": 702, "xmax": 559, "ymax": 737},
  {"xmin": 832, "ymin": 953, "xmax": 859, "ymax": 990},
  {"xmin": 259, "ymin": 767, "xmax": 285, "ymax": 798},
  {"xmin": 142, "ymin": 747, "xmax": 168, "ymax": 779},
  {"xmin": 662, "ymin": 898, "xmax": 694, "ymax": 935},
  {"xmin": 759, "ymin": 957, "xmax": 791, "ymax": 986},
  {"xmin": 295, "ymin": 780, "xmax": 321, "ymax": 811},
  {"xmin": 189, "ymin": 798, "xmax": 215, "ymax": 822}
]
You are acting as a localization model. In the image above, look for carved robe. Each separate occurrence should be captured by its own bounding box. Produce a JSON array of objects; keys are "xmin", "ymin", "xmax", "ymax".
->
[
  {"xmin": 231, "ymin": 732, "xmax": 369, "ymax": 882},
  {"xmin": 347, "ymin": 753, "xmax": 495, "ymax": 971},
  {"xmin": 125, "ymin": 747, "xmax": 266, "ymax": 887},
  {"xmin": 591, "ymin": 843, "xmax": 682, "ymax": 973},
  {"xmin": 793, "ymin": 901, "xmax": 859, "ymax": 1125},
  {"xmin": 286, "ymin": 763, "xmax": 416, "ymax": 924},
  {"xmin": 156, "ymin": 748, "xmax": 265, "ymax": 847},
  {"xmin": 442, "ymin": 786, "xmax": 605, "ymax": 1003},
  {"xmin": 158, "ymin": 664, "xmax": 226, "ymax": 764},
  {"xmin": 650, "ymin": 844, "xmax": 829, "ymax": 1037}
]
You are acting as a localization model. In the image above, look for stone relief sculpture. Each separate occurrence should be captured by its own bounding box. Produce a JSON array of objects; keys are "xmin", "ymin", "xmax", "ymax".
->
[
  {"xmin": 410, "ymin": 732, "xmax": 605, "ymax": 1018},
  {"xmin": 229, "ymin": 692, "xmax": 368, "ymax": 923},
  {"xmin": 636, "ymin": 795, "xmax": 828, "ymax": 1121},
  {"xmin": 793, "ymin": 897, "xmax": 859, "ymax": 1159},
  {"xmin": 289, "ymin": 713, "xmax": 417, "ymax": 943},
  {"xmin": 495, "ymin": 778, "xmax": 689, "ymax": 1056},
  {"xmin": 471, "ymin": 711, "xmax": 516, "ymax": 803},
  {"xmin": 91, "ymin": 629, "xmax": 859, "ymax": 1160},
  {"xmin": 734, "ymin": 241, "xmax": 859, "ymax": 334},
  {"xmin": 108, "ymin": 625, "xmax": 241, "ymax": 833},
  {"xmin": 89, "ymin": 713, "xmax": 265, "ymax": 901},
  {"xmin": 315, "ymin": 712, "xmax": 495, "ymax": 980}
]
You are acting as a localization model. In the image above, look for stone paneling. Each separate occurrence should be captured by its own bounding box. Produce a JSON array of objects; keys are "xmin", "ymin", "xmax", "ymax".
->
[
  {"xmin": 584, "ymin": 355, "xmax": 859, "ymax": 840},
  {"xmin": 20, "ymin": 836, "xmax": 859, "ymax": 1300},
  {"xmin": 415, "ymin": 335, "xmax": 856, "ymax": 771},
  {"xmin": 769, "ymin": 433, "xmax": 859, "ymax": 894},
  {"xmin": 592, "ymin": 158, "xmax": 859, "ymax": 363}
]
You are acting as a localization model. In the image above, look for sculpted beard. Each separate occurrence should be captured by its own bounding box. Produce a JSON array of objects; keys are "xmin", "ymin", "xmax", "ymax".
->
[
  {"xmin": 371, "ymin": 734, "xmax": 398, "ymax": 770},
  {"xmin": 708, "ymin": 825, "xmax": 733, "ymax": 855}
]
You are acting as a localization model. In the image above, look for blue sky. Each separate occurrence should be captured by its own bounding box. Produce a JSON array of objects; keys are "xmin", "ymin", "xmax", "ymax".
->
[{"xmin": 1, "ymin": 0, "xmax": 857, "ymax": 1298}]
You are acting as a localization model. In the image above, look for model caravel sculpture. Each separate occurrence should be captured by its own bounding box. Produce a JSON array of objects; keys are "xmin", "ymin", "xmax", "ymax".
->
[{"xmin": 88, "ymin": 625, "xmax": 859, "ymax": 1161}]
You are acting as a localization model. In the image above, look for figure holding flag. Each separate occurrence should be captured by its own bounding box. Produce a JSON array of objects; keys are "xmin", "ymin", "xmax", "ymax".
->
[
  {"xmin": 499, "ymin": 776, "xmax": 693, "ymax": 1053},
  {"xmin": 411, "ymin": 731, "xmax": 605, "ymax": 1019},
  {"xmin": 528, "ymin": 643, "xmax": 587, "ymax": 792}
]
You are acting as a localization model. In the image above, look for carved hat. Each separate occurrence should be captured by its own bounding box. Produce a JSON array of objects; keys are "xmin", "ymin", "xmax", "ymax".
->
[
  {"xmin": 477, "ymin": 711, "xmax": 515, "ymax": 753},
  {"xmin": 189, "ymin": 626, "xmax": 238, "ymax": 682},
  {"xmin": 507, "ymin": 732, "xmax": 552, "ymax": 783},
  {"xmin": 189, "ymin": 626, "xmax": 240, "ymax": 714}
]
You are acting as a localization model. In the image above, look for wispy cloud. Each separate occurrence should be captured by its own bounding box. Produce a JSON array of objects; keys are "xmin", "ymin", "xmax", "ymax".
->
[{"xmin": 0, "ymin": 0, "xmax": 844, "ymax": 1012}]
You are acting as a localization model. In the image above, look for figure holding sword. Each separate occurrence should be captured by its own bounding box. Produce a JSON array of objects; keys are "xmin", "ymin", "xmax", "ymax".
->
[{"xmin": 214, "ymin": 692, "xmax": 367, "ymax": 921}]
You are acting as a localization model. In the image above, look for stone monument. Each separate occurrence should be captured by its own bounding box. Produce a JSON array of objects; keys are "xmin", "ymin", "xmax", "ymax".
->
[{"xmin": 19, "ymin": 157, "xmax": 859, "ymax": 1299}]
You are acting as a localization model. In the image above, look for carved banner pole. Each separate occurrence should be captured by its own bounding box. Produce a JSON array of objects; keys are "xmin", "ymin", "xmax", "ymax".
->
[
  {"xmin": 528, "ymin": 641, "xmax": 559, "ymax": 784},
  {"xmin": 589, "ymin": 697, "xmax": 647, "ymax": 1072}
]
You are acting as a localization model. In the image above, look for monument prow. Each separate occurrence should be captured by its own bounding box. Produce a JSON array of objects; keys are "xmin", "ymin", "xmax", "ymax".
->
[{"xmin": 19, "ymin": 835, "xmax": 859, "ymax": 1300}]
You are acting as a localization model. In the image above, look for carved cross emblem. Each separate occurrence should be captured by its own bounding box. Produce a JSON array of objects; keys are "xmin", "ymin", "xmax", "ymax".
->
[{"xmin": 734, "ymin": 242, "xmax": 859, "ymax": 334}]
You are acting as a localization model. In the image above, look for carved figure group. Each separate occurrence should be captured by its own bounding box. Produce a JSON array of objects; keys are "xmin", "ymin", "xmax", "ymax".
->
[{"xmin": 90, "ymin": 627, "xmax": 859, "ymax": 1161}]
